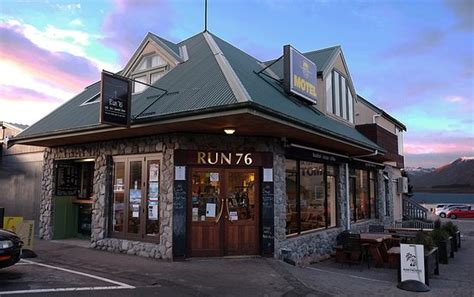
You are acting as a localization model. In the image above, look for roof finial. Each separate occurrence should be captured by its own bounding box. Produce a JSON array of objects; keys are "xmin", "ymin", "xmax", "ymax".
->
[{"xmin": 204, "ymin": 0, "xmax": 208, "ymax": 32}]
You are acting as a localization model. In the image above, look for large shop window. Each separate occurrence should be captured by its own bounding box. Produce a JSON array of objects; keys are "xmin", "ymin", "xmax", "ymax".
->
[
  {"xmin": 349, "ymin": 169, "xmax": 377, "ymax": 222},
  {"xmin": 111, "ymin": 154, "xmax": 161, "ymax": 241},
  {"xmin": 285, "ymin": 159, "xmax": 337, "ymax": 236}
]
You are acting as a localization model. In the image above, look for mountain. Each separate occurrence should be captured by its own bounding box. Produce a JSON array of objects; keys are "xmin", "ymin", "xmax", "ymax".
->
[{"xmin": 407, "ymin": 157, "xmax": 474, "ymax": 193}]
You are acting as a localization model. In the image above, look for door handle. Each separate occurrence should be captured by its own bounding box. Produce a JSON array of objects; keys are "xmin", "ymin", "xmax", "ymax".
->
[
  {"xmin": 215, "ymin": 199, "xmax": 224, "ymax": 223},
  {"xmin": 225, "ymin": 197, "xmax": 233, "ymax": 224}
]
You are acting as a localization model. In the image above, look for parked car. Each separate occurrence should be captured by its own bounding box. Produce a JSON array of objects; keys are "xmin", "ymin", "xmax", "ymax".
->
[
  {"xmin": 447, "ymin": 206, "xmax": 474, "ymax": 219},
  {"xmin": 0, "ymin": 228, "xmax": 23, "ymax": 269},
  {"xmin": 435, "ymin": 204, "xmax": 470, "ymax": 218}
]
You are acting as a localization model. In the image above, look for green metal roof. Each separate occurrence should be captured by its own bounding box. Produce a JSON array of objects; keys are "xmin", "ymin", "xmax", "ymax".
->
[{"xmin": 14, "ymin": 31, "xmax": 382, "ymax": 152}]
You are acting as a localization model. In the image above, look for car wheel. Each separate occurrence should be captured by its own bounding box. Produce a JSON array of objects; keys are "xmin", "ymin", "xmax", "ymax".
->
[
  {"xmin": 440, "ymin": 213, "xmax": 446, "ymax": 218},
  {"xmin": 450, "ymin": 214, "xmax": 457, "ymax": 219}
]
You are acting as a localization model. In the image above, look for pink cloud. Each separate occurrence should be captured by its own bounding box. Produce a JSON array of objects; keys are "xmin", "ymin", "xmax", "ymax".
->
[
  {"xmin": 0, "ymin": 85, "xmax": 63, "ymax": 104},
  {"xmin": 101, "ymin": 0, "xmax": 175, "ymax": 63},
  {"xmin": 0, "ymin": 24, "xmax": 99, "ymax": 92},
  {"xmin": 404, "ymin": 134, "xmax": 474, "ymax": 155}
]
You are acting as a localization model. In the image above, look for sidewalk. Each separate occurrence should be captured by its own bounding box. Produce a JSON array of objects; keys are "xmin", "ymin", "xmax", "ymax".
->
[{"xmin": 18, "ymin": 219, "xmax": 474, "ymax": 296}]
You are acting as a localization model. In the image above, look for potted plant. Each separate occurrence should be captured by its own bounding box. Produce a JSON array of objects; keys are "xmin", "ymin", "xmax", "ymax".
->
[
  {"xmin": 442, "ymin": 221, "xmax": 460, "ymax": 251},
  {"xmin": 431, "ymin": 228, "xmax": 453, "ymax": 264}
]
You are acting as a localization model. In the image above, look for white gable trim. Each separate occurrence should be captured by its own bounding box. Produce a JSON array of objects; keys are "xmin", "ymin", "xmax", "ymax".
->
[
  {"xmin": 323, "ymin": 48, "xmax": 357, "ymax": 101},
  {"xmin": 121, "ymin": 34, "xmax": 180, "ymax": 77}
]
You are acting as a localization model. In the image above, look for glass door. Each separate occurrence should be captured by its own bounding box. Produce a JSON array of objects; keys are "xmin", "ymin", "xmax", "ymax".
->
[{"xmin": 111, "ymin": 154, "xmax": 161, "ymax": 241}]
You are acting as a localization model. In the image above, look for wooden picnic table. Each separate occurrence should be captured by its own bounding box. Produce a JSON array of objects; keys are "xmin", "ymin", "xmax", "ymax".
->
[
  {"xmin": 386, "ymin": 227, "xmax": 433, "ymax": 233},
  {"xmin": 360, "ymin": 233, "xmax": 394, "ymax": 267}
]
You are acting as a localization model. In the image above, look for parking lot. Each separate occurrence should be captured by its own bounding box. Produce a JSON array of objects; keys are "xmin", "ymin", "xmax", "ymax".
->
[{"xmin": 0, "ymin": 259, "xmax": 135, "ymax": 296}]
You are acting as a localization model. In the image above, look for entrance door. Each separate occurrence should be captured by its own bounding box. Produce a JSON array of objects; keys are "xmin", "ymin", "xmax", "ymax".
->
[{"xmin": 188, "ymin": 168, "xmax": 259, "ymax": 257}]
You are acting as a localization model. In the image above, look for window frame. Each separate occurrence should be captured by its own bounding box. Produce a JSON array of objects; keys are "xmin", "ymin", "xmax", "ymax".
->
[
  {"xmin": 285, "ymin": 159, "xmax": 339, "ymax": 237},
  {"xmin": 110, "ymin": 153, "xmax": 162, "ymax": 243},
  {"xmin": 349, "ymin": 168, "xmax": 377, "ymax": 222},
  {"xmin": 327, "ymin": 70, "xmax": 354, "ymax": 123},
  {"xmin": 131, "ymin": 53, "xmax": 169, "ymax": 94}
]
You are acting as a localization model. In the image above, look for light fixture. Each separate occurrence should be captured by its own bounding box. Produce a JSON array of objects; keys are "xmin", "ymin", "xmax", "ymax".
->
[{"xmin": 224, "ymin": 128, "xmax": 236, "ymax": 135}]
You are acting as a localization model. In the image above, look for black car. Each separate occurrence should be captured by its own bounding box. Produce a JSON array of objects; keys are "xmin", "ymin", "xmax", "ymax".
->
[{"xmin": 0, "ymin": 228, "xmax": 23, "ymax": 268}]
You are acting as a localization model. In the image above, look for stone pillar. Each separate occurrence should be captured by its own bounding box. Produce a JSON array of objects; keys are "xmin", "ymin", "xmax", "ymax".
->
[
  {"xmin": 273, "ymin": 151, "xmax": 286, "ymax": 258},
  {"xmin": 91, "ymin": 154, "xmax": 108, "ymax": 244},
  {"xmin": 39, "ymin": 149, "xmax": 54, "ymax": 240},
  {"xmin": 337, "ymin": 163, "xmax": 349, "ymax": 230}
]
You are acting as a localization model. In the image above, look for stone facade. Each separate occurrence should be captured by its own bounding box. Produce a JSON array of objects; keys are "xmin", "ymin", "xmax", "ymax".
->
[
  {"xmin": 39, "ymin": 132, "xmax": 394, "ymax": 263},
  {"xmin": 39, "ymin": 133, "xmax": 281, "ymax": 260}
]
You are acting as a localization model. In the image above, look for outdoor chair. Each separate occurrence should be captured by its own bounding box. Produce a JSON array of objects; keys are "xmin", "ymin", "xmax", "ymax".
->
[
  {"xmin": 341, "ymin": 233, "xmax": 370, "ymax": 269},
  {"xmin": 368, "ymin": 224, "xmax": 385, "ymax": 233}
]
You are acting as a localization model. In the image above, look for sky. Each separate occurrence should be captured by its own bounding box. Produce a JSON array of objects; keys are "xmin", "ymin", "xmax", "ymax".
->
[{"xmin": 0, "ymin": 0, "xmax": 472, "ymax": 168}]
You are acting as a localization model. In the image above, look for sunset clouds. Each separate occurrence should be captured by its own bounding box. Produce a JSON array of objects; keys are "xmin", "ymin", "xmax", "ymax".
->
[{"xmin": 0, "ymin": 0, "xmax": 472, "ymax": 167}]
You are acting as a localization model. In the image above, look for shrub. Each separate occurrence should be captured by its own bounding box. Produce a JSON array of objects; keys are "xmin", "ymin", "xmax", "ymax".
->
[
  {"xmin": 442, "ymin": 221, "xmax": 459, "ymax": 237},
  {"xmin": 431, "ymin": 229, "xmax": 449, "ymax": 245},
  {"xmin": 408, "ymin": 231, "xmax": 434, "ymax": 251}
]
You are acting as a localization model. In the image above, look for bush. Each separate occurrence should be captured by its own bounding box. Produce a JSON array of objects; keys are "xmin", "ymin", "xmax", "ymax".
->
[
  {"xmin": 431, "ymin": 229, "xmax": 449, "ymax": 245},
  {"xmin": 442, "ymin": 221, "xmax": 459, "ymax": 237},
  {"xmin": 408, "ymin": 231, "xmax": 435, "ymax": 251}
]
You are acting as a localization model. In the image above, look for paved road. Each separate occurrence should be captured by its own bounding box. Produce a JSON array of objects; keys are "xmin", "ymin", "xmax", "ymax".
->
[{"xmin": 1, "ymin": 219, "xmax": 472, "ymax": 296}]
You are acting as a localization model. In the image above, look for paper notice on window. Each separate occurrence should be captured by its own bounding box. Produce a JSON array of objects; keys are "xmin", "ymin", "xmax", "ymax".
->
[
  {"xmin": 210, "ymin": 172, "xmax": 219, "ymax": 182},
  {"xmin": 132, "ymin": 211, "xmax": 139, "ymax": 218},
  {"xmin": 175, "ymin": 166, "xmax": 186, "ymax": 181},
  {"xmin": 148, "ymin": 204, "xmax": 158, "ymax": 220},
  {"xmin": 230, "ymin": 211, "xmax": 238, "ymax": 221},
  {"xmin": 263, "ymin": 168, "xmax": 273, "ymax": 182},
  {"xmin": 148, "ymin": 182, "xmax": 159, "ymax": 200},
  {"xmin": 149, "ymin": 163, "xmax": 159, "ymax": 182},
  {"xmin": 206, "ymin": 203, "xmax": 216, "ymax": 217}
]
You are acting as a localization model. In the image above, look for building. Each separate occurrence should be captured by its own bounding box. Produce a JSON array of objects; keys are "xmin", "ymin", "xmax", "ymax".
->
[
  {"xmin": 1, "ymin": 121, "xmax": 44, "ymax": 233},
  {"xmin": 11, "ymin": 31, "xmax": 406, "ymax": 264}
]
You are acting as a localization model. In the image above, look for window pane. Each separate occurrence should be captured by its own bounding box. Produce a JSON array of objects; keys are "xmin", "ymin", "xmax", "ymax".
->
[
  {"xmin": 146, "ymin": 160, "xmax": 160, "ymax": 237},
  {"xmin": 327, "ymin": 165, "xmax": 337, "ymax": 228},
  {"xmin": 112, "ymin": 162, "xmax": 125, "ymax": 233},
  {"xmin": 334, "ymin": 72, "xmax": 340, "ymax": 116},
  {"xmin": 348, "ymin": 91, "xmax": 354, "ymax": 123},
  {"xmin": 151, "ymin": 71, "xmax": 164, "ymax": 84},
  {"xmin": 285, "ymin": 159, "xmax": 298, "ymax": 235},
  {"xmin": 151, "ymin": 55, "xmax": 165, "ymax": 68},
  {"xmin": 341, "ymin": 76, "xmax": 347, "ymax": 120},
  {"xmin": 326, "ymin": 72, "xmax": 333, "ymax": 113},
  {"xmin": 356, "ymin": 170, "xmax": 369, "ymax": 220},
  {"xmin": 134, "ymin": 75, "xmax": 147, "ymax": 93},
  {"xmin": 128, "ymin": 161, "xmax": 142, "ymax": 234},
  {"xmin": 191, "ymin": 172, "xmax": 221, "ymax": 222},
  {"xmin": 300, "ymin": 161, "xmax": 325, "ymax": 232},
  {"xmin": 227, "ymin": 172, "xmax": 256, "ymax": 221}
]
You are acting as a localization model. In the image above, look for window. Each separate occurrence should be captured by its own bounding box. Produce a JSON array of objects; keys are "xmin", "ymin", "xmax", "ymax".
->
[
  {"xmin": 111, "ymin": 154, "xmax": 161, "ymax": 241},
  {"xmin": 285, "ymin": 159, "xmax": 338, "ymax": 235},
  {"xmin": 131, "ymin": 53, "xmax": 168, "ymax": 93},
  {"xmin": 349, "ymin": 168, "xmax": 377, "ymax": 222},
  {"xmin": 326, "ymin": 70, "xmax": 354, "ymax": 122}
]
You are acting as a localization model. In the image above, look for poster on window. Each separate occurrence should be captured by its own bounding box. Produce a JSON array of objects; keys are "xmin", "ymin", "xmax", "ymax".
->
[
  {"xmin": 148, "ymin": 182, "xmax": 159, "ymax": 200},
  {"xmin": 149, "ymin": 163, "xmax": 159, "ymax": 182},
  {"xmin": 130, "ymin": 189, "xmax": 141, "ymax": 203},
  {"xmin": 210, "ymin": 172, "xmax": 219, "ymax": 182},
  {"xmin": 148, "ymin": 203, "xmax": 158, "ymax": 220}
]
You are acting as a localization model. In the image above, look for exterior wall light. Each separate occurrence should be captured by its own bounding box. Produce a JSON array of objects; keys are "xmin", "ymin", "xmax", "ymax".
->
[{"xmin": 224, "ymin": 128, "xmax": 236, "ymax": 135}]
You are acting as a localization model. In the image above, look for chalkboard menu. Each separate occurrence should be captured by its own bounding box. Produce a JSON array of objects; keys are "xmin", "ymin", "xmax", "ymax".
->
[
  {"xmin": 172, "ymin": 179, "xmax": 187, "ymax": 258},
  {"xmin": 261, "ymin": 182, "xmax": 274, "ymax": 256},
  {"xmin": 55, "ymin": 162, "xmax": 79, "ymax": 196},
  {"xmin": 100, "ymin": 71, "xmax": 131, "ymax": 127}
]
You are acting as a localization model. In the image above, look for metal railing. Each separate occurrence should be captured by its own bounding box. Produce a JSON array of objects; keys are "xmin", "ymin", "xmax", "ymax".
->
[{"xmin": 402, "ymin": 196, "xmax": 428, "ymax": 220}]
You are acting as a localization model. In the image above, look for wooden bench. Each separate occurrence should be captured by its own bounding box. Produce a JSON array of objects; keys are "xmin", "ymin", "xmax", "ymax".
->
[{"xmin": 387, "ymin": 247, "xmax": 400, "ymax": 269}]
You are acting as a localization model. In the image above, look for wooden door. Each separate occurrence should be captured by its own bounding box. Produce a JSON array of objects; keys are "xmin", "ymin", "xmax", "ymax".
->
[
  {"xmin": 187, "ymin": 168, "xmax": 260, "ymax": 257},
  {"xmin": 188, "ymin": 169, "xmax": 225, "ymax": 257},
  {"xmin": 224, "ymin": 169, "xmax": 260, "ymax": 255}
]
